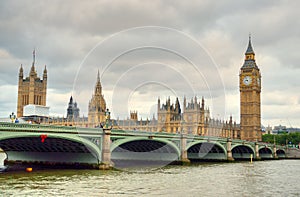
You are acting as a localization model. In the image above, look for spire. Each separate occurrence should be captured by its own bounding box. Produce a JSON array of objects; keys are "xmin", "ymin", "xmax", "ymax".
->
[
  {"xmin": 44, "ymin": 65, "xmax": 47, "ymax": 73},
  {"xmin": 94, "ymin": 70, "xmax": 102, "ymax": 94},
  {"xmin": 175, "ymin": 97, "xmax": 181, "ymax": 113},
  {"xmin": 158, "ymin": 97, "xmax": 161, "ymax": 110},
  {"xmin": 30, "ymin": 63, "xmax": 35, "ymax": 72},
  {"xmin": 30, "ymin": 49, "xmax": 36, "ymax": 77},
  {"xmin": 19, "ymin": 64, "xmax": 23, "ymax": 78},
  {"xmin": 43, "ymin": 65, "xmax": 47, "ymax": 79},
  {"xmin": 31, "ymin": 49, "xmax": 35, "ymax": 70},
  {"xmin": 33, "ymin": 49, "xmax": 36, "ymax": 64},
  {"xmin": 245, "ymin": 34, "xmax": 255, "ymax": 55},
  {"xmin": 97, "ymin": 69, "xmax": 100, "ymax": 83}
]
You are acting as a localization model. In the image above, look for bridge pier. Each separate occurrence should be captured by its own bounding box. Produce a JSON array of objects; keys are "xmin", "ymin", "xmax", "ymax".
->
[
  {"xmin": 227, "ymin": 138, "xmax": 234, "ymax": 161},
  {"xmin": 255, "ymin": 142, "xmax": 261, "ymax": 160},
  {"xmin": 273, "ymin": 146, "xmax": 278, "ymax": 159},
  {"xmin": 180, "ymin": 134, "xmax": 190, "ymax": 165},
  {"xmin": 99, "ymin": 128, "xmax": 114, "ymax": 170}
]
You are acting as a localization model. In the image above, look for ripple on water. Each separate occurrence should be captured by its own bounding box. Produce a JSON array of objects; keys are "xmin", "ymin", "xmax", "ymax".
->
[{"xmin": 0, "ymin": 160, "xmax": 300, "ymax": 196}]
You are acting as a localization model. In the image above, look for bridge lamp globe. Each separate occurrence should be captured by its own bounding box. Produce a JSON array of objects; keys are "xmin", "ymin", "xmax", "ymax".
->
[{"xmin": 9, "ymin": 112, "xmax": 16, "ymax": 123}]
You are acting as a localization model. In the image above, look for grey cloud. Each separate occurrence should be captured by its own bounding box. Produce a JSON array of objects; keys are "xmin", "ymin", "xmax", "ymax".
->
[{"xmin": 0, "ymin": 1, "xmax": 299, "ymax": 126}]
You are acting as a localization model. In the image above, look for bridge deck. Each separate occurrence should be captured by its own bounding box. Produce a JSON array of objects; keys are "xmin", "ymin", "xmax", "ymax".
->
[
  {"xmin": 0, "ymin": 122, "xmax": 286, "ymax": 148},
  {"xmin": 0, "ymin": 122, "xmax": 289, "ymax": 169}
]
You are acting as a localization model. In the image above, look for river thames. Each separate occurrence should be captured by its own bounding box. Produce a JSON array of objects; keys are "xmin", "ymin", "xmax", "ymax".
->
[{"xmin": 0, "ymin": 154, "xmax": 299, "ymax": 197}]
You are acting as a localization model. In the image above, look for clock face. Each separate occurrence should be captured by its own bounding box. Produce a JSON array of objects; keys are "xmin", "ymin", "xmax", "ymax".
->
[{"xmin": 243, "ymin": 76, "xmax": 252, "ymax": 85}]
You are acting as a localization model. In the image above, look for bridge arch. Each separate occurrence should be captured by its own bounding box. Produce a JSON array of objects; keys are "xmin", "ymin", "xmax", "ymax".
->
[
  {"xmin": 187, "ymin": 141, "xmax": 227, "ymax": 161},
  {"xmin": 276, "ymin": 149, "xmax": 286, "ymax": 158},
  {"xmin": 231, "ymin": 144, "xmax": 255, "ymax": 160},
  {"xmin": 111, "ymin": 137, "xmax": 180, "ymax": 163},
  {"xmin": 0, "ymin": 134, "xmax": 101, "ymax": 165},
  {"xmin": 259, "ymin": 147, "xmax": 273, "ymax": 159}
]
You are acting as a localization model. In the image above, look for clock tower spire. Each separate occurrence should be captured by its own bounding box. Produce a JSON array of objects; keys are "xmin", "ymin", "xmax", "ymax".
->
[{"xmin": 239, "ymin": 35, "xmax": 262, "ymax": 141}]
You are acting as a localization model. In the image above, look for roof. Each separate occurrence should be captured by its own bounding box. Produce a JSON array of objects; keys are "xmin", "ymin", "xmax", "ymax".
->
[
  {"xmin": 245, "ymin": 35, "xmax": 255, "ymax": 55},
  {"xmin": 242, "ymin": 59, "xmax": 258, "ymax": 69},
  {"xmin": 242, "ymin": 36, "xmax": 258, "ymax": 69}
]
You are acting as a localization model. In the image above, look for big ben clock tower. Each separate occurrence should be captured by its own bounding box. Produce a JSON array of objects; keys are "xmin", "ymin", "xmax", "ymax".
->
[{"xmin": 239, "ymin": 36, "xmax": 262, "ymax": 141}]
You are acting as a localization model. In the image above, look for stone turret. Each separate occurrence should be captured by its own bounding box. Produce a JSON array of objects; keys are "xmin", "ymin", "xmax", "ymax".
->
[{"xmin": 19, "ymin": 64, "xmax": 23, "ymax": 79}]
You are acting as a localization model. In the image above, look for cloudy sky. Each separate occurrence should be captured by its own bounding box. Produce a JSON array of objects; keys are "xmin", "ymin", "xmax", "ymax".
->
[{"xmin": 0, "ymin": 0, "xmax": 299, "ymax": 128}]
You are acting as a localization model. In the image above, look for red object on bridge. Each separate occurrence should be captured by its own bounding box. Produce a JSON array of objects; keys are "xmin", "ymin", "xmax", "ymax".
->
[{"xmin": 40, "ymin": 134, "xmax": 48, "ymax": 143}]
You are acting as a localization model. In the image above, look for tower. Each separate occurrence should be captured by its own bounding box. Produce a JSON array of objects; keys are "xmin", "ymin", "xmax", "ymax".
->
[
  {"xmin": 66, "ymin": 96, "xmax": 80, "ymax": 120},
  {"xmin": 157, "ymin": 97, "xmax": 181, "ymax": 133},
  {"xmin": 88, "ymin": 71, "xmax": 107, "ymax": 127},
  {"xmin": 182, "ymin": 96, "xmax": 206, "ymax": 135},
  {"xmin": 130, "ymin": 111, "xmax": 138, "ymax": 121},
  {"xmin": 17, "ymin": 50, "xmax": 47, "ymax": 117},
  {"xmin": 239, "ymin": 36, "xmax": 262, "ymax": 141}
]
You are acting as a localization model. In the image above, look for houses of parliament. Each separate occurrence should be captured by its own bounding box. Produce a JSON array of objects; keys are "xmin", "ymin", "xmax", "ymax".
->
[{"xmin": 16, "ymin": 37, "xmax": 262, "ymax": 141}]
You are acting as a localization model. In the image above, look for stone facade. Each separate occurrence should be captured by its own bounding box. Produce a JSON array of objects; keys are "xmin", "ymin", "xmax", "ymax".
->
[
  {"xmin": 181, "ymin": 96, "xmax": 206, "ymax": 135},
  {"xmin": 157, "ymin": 97, "xmax": 181, "ymax": 133},
  {"xmin": 115, "ymin": 96, "xmax": 240, "ymax": 139}
]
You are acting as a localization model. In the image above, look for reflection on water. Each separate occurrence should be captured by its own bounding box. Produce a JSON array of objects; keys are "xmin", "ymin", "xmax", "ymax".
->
[{"xmin": 0, "ymin": 160, "xmax": 299, "ymax": 196}]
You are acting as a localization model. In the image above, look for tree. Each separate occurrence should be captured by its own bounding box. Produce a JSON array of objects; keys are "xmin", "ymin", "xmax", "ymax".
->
[{"xmin": 262, "ymin": 133, "xmax": 300, "ymax": 145}]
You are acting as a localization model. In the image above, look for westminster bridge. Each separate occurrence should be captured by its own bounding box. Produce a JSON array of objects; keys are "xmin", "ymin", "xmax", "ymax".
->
[{"xmin": 0, "ymin": 122, "xmax": 287, "ymax": 169}]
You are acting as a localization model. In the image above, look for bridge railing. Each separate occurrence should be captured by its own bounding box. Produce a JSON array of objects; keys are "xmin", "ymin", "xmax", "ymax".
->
[
  {"xmin": 111, "ymin": 129, "xmax": 180, "ymax": 138},
  {"xmin": 111, "ymin": 129, "xmax": 235, "ymax": 143},
  {"xmin": 257, "ymin": 141, "xmax": 286, "ymax": 150},
  {"xmin": 0, "ymin": 122, "xmax": 103, "ymax": 134}
]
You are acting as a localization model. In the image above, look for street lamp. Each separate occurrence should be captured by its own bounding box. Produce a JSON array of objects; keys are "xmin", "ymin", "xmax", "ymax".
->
[
  {"xmin": 9, "ymin": 112, "xmax": 16, "ymax": 123},
  {"xmin": 105, "ymin": 109, "xmax": 111, "ymax": 129},
  {"xmin": 180, "ymin": 118, "xmax": 185, "ymax": 135}
]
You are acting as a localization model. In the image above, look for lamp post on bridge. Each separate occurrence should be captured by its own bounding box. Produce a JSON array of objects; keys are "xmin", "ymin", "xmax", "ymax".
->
[
  {"xmin": 9, "ymin": 112, "xmax": 16, "ymax": 123},
  {"xmin": 227, "ymin": 138, "xmax": 234, "ymax": 161},
  {"xmin": 104, "ymin": 109, "xmax": 111, "ymax": 129},
  {"xmin": 180, "ymin": 119, "xmax": 185, "ymax": 135},
  {"xmin": 99, "ymin": 108, "xmax": 113, "ymax": 170},
  {"xmin": 179, "ymin": 118, "xmax": 190, "ymax": 165}
]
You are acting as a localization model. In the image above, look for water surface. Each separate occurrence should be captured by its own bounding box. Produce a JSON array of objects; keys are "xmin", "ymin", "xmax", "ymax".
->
[{"xmin": 1, "ymin": 158, "xmax": 299, "ymax": 196}]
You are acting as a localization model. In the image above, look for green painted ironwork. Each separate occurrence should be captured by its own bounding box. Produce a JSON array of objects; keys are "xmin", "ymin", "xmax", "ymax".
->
[{"xmin": 0, "ymin": 122, "xmax": 287, "ymax": 164}]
